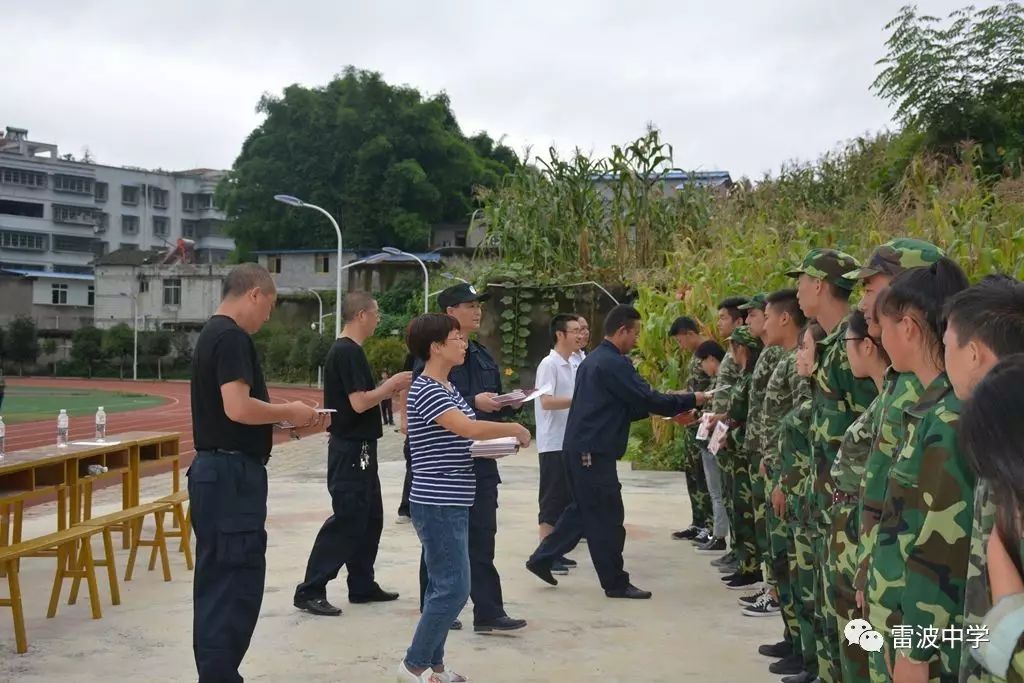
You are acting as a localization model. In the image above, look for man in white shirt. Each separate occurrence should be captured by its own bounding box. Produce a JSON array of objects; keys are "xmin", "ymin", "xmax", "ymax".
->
[
  {"xmin": 535, "ymin": 314, "xmax": 584, "ymax": 575},
  {"xmin": 569, "ymin": 315, "xmax": 589, "ymax": 370}
]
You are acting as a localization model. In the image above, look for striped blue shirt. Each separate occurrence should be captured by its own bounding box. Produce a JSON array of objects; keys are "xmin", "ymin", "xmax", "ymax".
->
[{"xmin": 407, "ymin": 375, "xmax": 476, "ymax": 506}]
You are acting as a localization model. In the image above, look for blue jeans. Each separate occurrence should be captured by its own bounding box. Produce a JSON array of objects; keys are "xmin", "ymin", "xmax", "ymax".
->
[{"xmin": 405, "ymin": 502, "xmax": 471, "ymax": 669}]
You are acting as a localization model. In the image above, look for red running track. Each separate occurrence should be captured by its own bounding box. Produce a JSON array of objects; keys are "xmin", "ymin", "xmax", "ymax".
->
[{"xmin": 4, "ymin": 377, "xmax": 323, "ymax": 455}]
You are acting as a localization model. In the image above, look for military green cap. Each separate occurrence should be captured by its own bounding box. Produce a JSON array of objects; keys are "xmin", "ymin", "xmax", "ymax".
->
[
  {"xmin": 786, "ymin": 248, "xmax": 860, "ymax": 291},
  {"xmin": 738, "ymin": 293, "xmax": 767, "ymax": 311},
  {"xmin": 842, "ymin": 238, "xmax": 945, "ymax": 281},
  {"xmin": 729, "ymin": 325, "xmax": 763, "ymax": 350}
]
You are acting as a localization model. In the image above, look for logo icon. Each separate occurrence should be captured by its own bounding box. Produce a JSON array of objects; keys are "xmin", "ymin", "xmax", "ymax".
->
[
  {"xmin": 858, "ymin": 630, "xmax": 884, "ymax": 652},
  {"xmin": 846, "ymin": 618, "xmax": 884, "ymax": 652}
]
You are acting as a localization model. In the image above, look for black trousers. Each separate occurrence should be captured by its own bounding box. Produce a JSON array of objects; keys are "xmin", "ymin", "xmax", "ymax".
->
[
  {"xmin": 418, "ymin": 475, "xmax": 506, "ymax": 624},
  {"xmin": 294, "ymin": 437, "xmax": 383, "ymax": 601},
  {"xmin": 398, "ymin": 438, "xmax": 412, "ymax": 518},
  {"xmin": 188, "ymin": 450, "xmax": 268, "ymax": 683},
  {"xmin": 381, "ymin": 399, "xmax": 393, "ymax": 425},
  {"xmin": 529, "ymin": 451, "xmax": 630, "ymax": 592}
]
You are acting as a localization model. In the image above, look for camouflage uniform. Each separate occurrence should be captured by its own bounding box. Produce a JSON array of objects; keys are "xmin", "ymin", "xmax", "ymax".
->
[
  {"xmin": 726, "ymin": 325, "xmax": 764, "ymax": 577},
  {"xmin": 788, "ymin": 248, "xmax": 879, "ymax": 683},
  {"xmin": 761, "ymin": 348, "xmax": 804, "ymax": 653},
  {"xmin": 866, "ymin": 373, "xmax": 975, "ymax": 680},
  {"xmin": 682, "ymin": 352, "xmax": 714, "ymax": 530},
  {"xmin": 711, "ymin": 351, "xmax": 744, "ymax": 551},
  {"xmin": 828, "ymin": 393, "xmax": 884, "ymax": 683},
  {"xmin": 961, "ymin": 479, "xmax": 996, "ymax": 683}
]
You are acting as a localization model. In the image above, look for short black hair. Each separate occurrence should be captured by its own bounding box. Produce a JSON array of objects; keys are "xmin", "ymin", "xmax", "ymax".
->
[
  {"xmin": 222, "ymin": 263, "xmax": 275, "ymax": 299},
  {"xmin": 669, "ymin": 316, "xmax": 700, "ymax": 336},
  {"xmin": 550, "ymin": 314, "xmax": 579, "ymax": 345},
  {"xmin": 765, "ymin": 289, "xmax": 806, "ymax": 328},
  {"xmin": 342, "ymin": 291, "xmax": 376, "ymax": 322},
  {"xmin": 944, "ymin": 276, "xmax": 1024, "ymax": 358},
  {"xmin": 694, "ymin": 340, "xmax": 725, "ymax": 362},
  {"xmin": 406, "ymin": 314, "xmax": 461, "ymax": 361},
  {"xmin": 604, "ymin": 304, "xmax": 642, "ymax": 336},
  {"xmin": 718, "ymin": 296, "xmax": 749, "ymax": 323},
  {"xmin": 826, "ymin": 281, "xmax": 854, "ymax": 302}
]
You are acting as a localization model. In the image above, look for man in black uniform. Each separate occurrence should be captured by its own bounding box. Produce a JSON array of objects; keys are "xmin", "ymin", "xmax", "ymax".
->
[
  {"xmin": 415, "ymin": 283, "xmax": 528, "ymax": 633},
  {"xmin": 189, "ymin": 263, "xmax": 321, "ymax": 683},
  {"xmin": 294, "ymin": 292, "xmax": 412, "ymax": 616},
  {"xmin": 526, "ymin": 304, "xmax": 708, "ymax": 599}
]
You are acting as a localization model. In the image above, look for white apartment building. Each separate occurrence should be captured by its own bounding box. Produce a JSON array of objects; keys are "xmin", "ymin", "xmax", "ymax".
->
[{"xmin": 0, "ymin": 126, "xmax": 234, "ymax": 276}]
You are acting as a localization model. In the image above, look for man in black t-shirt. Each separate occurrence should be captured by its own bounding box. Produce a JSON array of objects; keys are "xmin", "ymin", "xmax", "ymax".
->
[
  {"xmin": 294, "ymin": 292, "xmax": 413, "ymax": 616},
  {"xmin": 189, "ymin": 263, "xmax": 321, "ymax": 683}
]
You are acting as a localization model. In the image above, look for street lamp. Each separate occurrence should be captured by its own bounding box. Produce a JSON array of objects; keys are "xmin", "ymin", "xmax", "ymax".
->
[
  {"xmin": 382, "ymin": 247, "xmax": 429, "ymax": 313},
  {"xmin": 274, "ymin": 194, "xmax": 343, "ymax": 338},
  {"xmin": 441, "ymin": 272, "xmax": 470, "ymax": 284}
]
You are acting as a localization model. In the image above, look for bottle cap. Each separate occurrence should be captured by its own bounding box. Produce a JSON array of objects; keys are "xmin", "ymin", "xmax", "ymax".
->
[{"xmin": 98, "ymin": 406, "xmax": 104, "ymax": 411}]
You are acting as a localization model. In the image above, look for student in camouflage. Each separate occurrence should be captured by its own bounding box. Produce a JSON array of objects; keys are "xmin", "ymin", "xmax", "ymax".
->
[
  {"xmin": 829, "ymin": 310, "xmax": 890, "ymax": 683},
  {"xmin": 789, "ymin": 248, "xmax": 879, "ymax": 683},
  {"xmin": 942, "ymin": 277, "xmax": 1024, "ymax": 683},
  {"xmin": 868, "ymin": 258, "xmax": 972, "ymax": 682},
  {"xmin": 737, "ymin": 294, "xmax": 788, "ymax": 597},
  {"xmin": 721, "ymin": 325, "xmax": 765, "ymax": 591},
  {"xmin": 842, "ymin": 239, "xmax": 945, "ymax": 625},
  {"xmin": 669, "ymin": 316, "xmax": 715, "ymax": 541}
]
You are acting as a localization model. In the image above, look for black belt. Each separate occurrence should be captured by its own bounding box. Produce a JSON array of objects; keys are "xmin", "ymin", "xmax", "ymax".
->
[
  {"xmin": 198, "ymin": 448, "xmax": 269, "ymax": 466},
  {"xmin": 832, "ymin": 490, "xmax": 858, "ymax": 505}
]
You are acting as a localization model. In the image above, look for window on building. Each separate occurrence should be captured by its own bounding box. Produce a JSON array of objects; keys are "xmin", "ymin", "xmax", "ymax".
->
[
  {"xmin": 51, "ymin": 283, "xmax": 68, "ymax": 305},
  {"xmin": 94, "ymin": 182, "xmax": 108, "ymax": 202},
  {"xmin": 163, "ymin": 278, "xmax": 181, "ymax": 306},
  {"xmin": 182, "ymin": 194, "xmax": 196, "ymax": 211},
  {"xmin": 52, "ymin": 204, "xmax": 104, "ymax": 226},
  {"xmin": 122, "ymin": 215, "xmax": 139, "ymax": 235},
  {"xmin": 120, "ymin": 243, "xmax": 139, "ymax": 251},
  {"xmin": 455, "ymin": 231, "xmax": 467, "ymax": 248},
  {"xmin": 0, "ymin": 167, "xmax": 47, "ymax": 188},
  {"xmin": 268, "ymin": 256, "xmax": 282, "ymax": 274},
  {"xmin": 53, "ymin": 174, "xmax": 94, "ymax": 194},
  {"xmin": 153, "ymin": 216, "xmax": 169, "ymax": 237},
  {"xmin": 182, "ymin": 219, "xmax": 198, "ymax": 238},
  {"xmin": 52, "ymin": 235, "xmax": 96, "ymax": 252},
  {"xmin": 0, "ymin": 229, "xmax": 47, "ymax": 251},
  {"xmin": 0, "ymin": 199, "xmax": 44, "ymax": 218},
  {"xmin": 315, "ymin": 255, "xmax": 330, "ymax": 274},
  {"xmin": 149, "ymin": 187, "xmax": 169, "ymax": 209},
  {"xmin": 139, "ymin": 278, "xmax": 149, "ymax": 292},
  {"xmin": 198, "ymin": 193, "xmax": 214, "ymax": 209},
  {"xmin": 121, "ymin": 185, "xmax": 139, "ymax": 205},
  {"xmin": 87, "ymin": 285, "xmax": 95, "ymax": 306}
]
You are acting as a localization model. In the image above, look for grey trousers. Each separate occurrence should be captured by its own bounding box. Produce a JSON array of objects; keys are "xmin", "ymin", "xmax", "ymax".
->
[{"xmin": 700, "ymin": 447, "xmax": 730, "ymax": 539}]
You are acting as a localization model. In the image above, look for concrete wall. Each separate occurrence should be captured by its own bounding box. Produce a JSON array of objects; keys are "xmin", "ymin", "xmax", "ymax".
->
[
  {"xmin": 0, "ymin": 277, "xmax": 32, "ymax": 326},
  {"xmin": 94, "ymin": 262, "xmax": 231, "ymax": 330},
  {"xmin": 258, "ymin": 251, "xmax": 359, "ymax": 292}
]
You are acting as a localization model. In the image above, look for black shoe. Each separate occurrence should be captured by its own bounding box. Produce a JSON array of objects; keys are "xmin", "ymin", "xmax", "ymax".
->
[
  {"xmin": 725, "ymin": 573, "xmax": 762, "ymax": 590},
  {"xmin": 349, "ymin": 586, "xmax": 399, "ymax": 603},
  {"xmin": 294, "ymin": 597, "xmax": 343, "ymax": 616},
  {"xmin": 557, "ymin": 556, "xmax": 577, "ymax": 568},
  {"xmin": 720, "ymin": 572, "xmax": 740, "ymax": 583},
  {"xmin": 769, "ymin": 654, "xmax": 804, "ymax": 675},
  {"xmin": 450, "ymin": 619, "xmax": 463, "ymax": 630},
  {"xmin": 758, "ymin": 640, "xmax": 792, "ymax": 658},
  {"xmin": 781, "ymin": 673, "xmax": 815, "ymax": 683},
  {"xmin": 672, "ymin": 525, "xmax": 701, "ymax": 540},
  {"xmin": 526, "ymin": 559, "xmax": 558, "ymax": 586},
  {"xmin": 694, "ymin": 537, "xmax": 727, "ymax": 553},
  {"xmin": 605, "ymin": 583, "xmax": 652, "ymax": 599},
  {"xmin": 551, "ymin": 561, "xmax": 570, "ymax": 576},
  {"xmin": 474, "ymin": 615, "xmax": 527, "ymax": 633},
  {"xmin": 710, "ymin": 551, "xmax": 736, "ymax": 566},
  {"xmin": 690, "ymin": 528, "xmax": 711, "ymax": 545}
]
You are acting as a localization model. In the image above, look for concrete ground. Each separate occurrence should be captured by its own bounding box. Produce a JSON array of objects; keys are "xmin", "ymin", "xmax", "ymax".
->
[{"xmin": 2, "ymin": 428, "xmax": 784, "ymax": 682}]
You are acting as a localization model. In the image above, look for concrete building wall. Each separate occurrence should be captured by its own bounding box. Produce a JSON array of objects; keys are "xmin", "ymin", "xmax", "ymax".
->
[{"xmin": 94, "ymin": 262, "xmax": 231, "ymax": 330}]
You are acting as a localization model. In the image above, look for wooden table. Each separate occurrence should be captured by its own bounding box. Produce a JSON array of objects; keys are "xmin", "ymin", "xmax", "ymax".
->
[{"xmin": 0, "ymin": 431, "xmax": 181, "ymax": 554}]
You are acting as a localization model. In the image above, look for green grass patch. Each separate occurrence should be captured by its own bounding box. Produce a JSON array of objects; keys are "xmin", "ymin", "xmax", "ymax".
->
[{"xmin": 0, "ymin": 386, "xmax": 167, "ymax": 424}]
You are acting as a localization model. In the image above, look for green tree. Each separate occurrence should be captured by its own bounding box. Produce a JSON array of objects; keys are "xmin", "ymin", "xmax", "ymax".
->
[
  {"xmin": 170, "ymin": 330, "xmax": 192, "ymax": 367},
  {"xmin": 102, "ymin": 324, "xmax": 134, "ymax": 379},
  {"xmin": 363, "ymin": 337, "xmax": 406, "ymax": 375},
  {"xmin": 0, "ymin": 326, "xmax": 6, "ymax": 363},
  {"xmin": 6, "ymin": 316, "xmax": 39, "ymax": 375},
  {"xmin": 71, "ymin": 326, "xmax": 105, "ymax": 378},
  {"xmin": 218, "ymin": 66, "xmax": 519, "ymax": 253},
  {"xmin": 142, "ymin": 331, "xmax": 172, "ymax": 379}
]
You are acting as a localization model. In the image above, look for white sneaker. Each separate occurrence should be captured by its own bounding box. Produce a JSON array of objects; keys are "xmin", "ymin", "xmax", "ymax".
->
[
  {"xmin": 741, "ymin": 592, "xmax": 781, "ymax": 617},
  {"xmin": 737, "ymin": 586, "xmax": 768, "ymax": 607},
  {"xmin": 397, "ymin": 662, "xmax": 443, "ymax": 682}
]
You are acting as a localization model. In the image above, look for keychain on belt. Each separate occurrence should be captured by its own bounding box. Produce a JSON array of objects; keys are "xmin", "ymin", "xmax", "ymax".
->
[{"xmin": 359, "ymin": 442, "xmax": 370, "ymax": 471}]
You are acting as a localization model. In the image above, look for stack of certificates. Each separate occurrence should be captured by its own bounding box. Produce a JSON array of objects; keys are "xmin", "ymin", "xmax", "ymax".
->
[
  {"xmin": 470, "ymin": 437, "xmax": 520, "ymax": 459},
  {"xmin": 492, "ymin": 390, "xmax": 528, "ymax": 406}
]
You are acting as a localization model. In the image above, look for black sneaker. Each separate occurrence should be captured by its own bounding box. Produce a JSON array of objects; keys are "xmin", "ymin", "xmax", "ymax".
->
[
  {"xmin": 769, "ymin": 654, "xmax": 804, "ymax": 675},
  {"xmin": 742, "ymin": 593, "xmax": 780, "ymax": 617},
  {"xmin": 556, "ymin": 556, "xmax": 577, "ymax": 568},
  {"xmin": 294, "ymin": 597, "xmax": 343, "ymax": 616},
  {"xmin": 690, "ymin": 528, "xmax": 711, "ymax": 545},
  {"xmin": 781, "ymin": 672, "xmax": 815, "ymax": 683},
  {"xmin": 757, "ymin": 640, "xmax": 792, "ymax": 658},
  {"xmin": 725, "ymin": 573, "xmax": 762, "ymax": 590},
  {"xmin": 551, "ymin": 561, "xmax": 570, "ymax": 576},
  {"xmin": 474, "ymin": 615, "xmax": 527, "ymax": 633},
  {"xmin": 672, "ymin": 525, "xmax": 702, "ymax": 540},
  {"xmin": 694, "ymin": 537, "xmax": 727, "ymax": 553},
  {"xmin": 738, "ymin": 588, "xmax": 768, "ymax": 607},
  {"xmin": 710, "ymin": 551, "xmax": 736, "ymax": 567}
]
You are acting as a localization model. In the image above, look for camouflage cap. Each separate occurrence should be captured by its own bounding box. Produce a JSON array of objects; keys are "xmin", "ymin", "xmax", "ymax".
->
[
  {"xmin": 738, "ymin": 293, "xmax": 767, "ymax": 311},
  {"xmin": 729, "ymin": 325, "xmax": 763, "ymax": 350},
  {"xmin": 786, "ymin": 248, "xmax": 860, "ymax": 291},
  {"xmin": 842, "ymin": 238, "xmax": 945, "ymax": 281}
]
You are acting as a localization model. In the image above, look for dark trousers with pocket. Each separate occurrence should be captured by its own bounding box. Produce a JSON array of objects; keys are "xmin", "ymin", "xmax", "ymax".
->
[
  {"xmin": 418, "ymin": 472, "xmax": 506, "ymax": 624},
  {"xmin": 529, "ymin": 451, "xmax": 629, "ymax": 593},
  {"xmin": 398, "ymin": 438, "xmax": 412, "ymax": 518},
  {"xmin": 295, "ymin": 437, "xmax": 383, "ymax": 601},
  {"xmin": 188, "ymin": 449, "xmax": 268, "ymax": 683}
]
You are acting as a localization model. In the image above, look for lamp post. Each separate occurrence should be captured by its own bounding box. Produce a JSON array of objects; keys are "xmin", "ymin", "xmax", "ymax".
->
[
  {"xmin": 382, "ymin": 247, "xmax": 429, "ymax": 312},
  {"xmin": 274, "ymin": 194, "xmax": 343, "ymax": 338},
  {"xmin": 441, "ymin": 272, "xmax": 470, "ymax": 284}
]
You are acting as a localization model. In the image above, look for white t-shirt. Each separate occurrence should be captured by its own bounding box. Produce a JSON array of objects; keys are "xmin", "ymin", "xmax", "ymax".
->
[
  {"xmin": 534, "ymin": 349, "xmax": 577, "ymax": 453},
  {"xmin": 569, "ymin": 349, "xmax": 586, "ymax": 371}
]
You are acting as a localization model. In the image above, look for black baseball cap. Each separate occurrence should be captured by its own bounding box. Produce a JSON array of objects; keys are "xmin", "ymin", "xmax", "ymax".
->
[{"xmin": 438, "ymin": 283, "xmax": 490, "ymax": 310}]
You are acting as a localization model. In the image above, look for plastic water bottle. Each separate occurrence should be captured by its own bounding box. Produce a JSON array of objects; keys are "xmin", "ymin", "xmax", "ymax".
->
[
  {"xmin": 95, "ymin": 406, "xmax": 107, "ymax": 441},
  {"xmin": 57, "ymin": 409, "xmax": 69, "ymax": 448},
  {"xmin": 0, "ymin": 416, "xmax": 5, "ymax": 460}
]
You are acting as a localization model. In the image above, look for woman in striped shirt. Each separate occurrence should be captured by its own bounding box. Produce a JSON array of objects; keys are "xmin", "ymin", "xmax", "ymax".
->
[{"xmin": 399, "ymin": 314, "xmax": 531, "ymax": 683}]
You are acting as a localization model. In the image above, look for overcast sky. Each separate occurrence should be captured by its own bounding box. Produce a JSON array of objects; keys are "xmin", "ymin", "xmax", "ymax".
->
[{"xmin": 6, "ymin": 0, "xmax": 966, "ymax": 180}]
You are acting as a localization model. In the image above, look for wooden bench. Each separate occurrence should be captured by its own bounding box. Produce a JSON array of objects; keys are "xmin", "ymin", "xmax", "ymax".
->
[
  {"xmin": 76, "ymin": 500, "xmax": 175, "ymax": 594},
  {"xmin": 154, "ymin": 490, "xmax": 192, "ymax": 571},
  {"xmin": 0, "ymin": 525, "xmax": 112, "ymax": 654}
]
